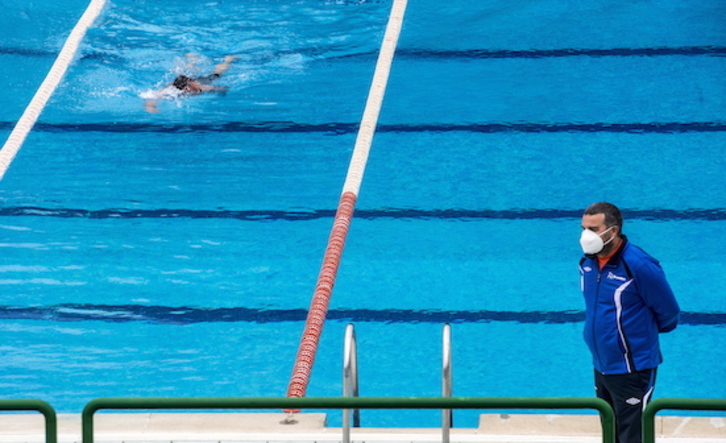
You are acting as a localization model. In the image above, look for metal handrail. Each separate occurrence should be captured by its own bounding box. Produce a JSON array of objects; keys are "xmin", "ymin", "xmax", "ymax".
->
[
  {"xmin": 442, "ymin": 323, "xmax": 453, "ymax": 443},
  {"xmin": 342, "ymin": 323, "xmax": 360, "ymax": 443},
  {"xmin": 642, "ymin": 397, "xmax": 726, "ymax": 443},
  {"xmin": 0, "ymin": 399, "xmax": 57, "ymax": 443},
  {"xmin": 81, "ymin": 396, "xmax": 616, "ymax": 443}
]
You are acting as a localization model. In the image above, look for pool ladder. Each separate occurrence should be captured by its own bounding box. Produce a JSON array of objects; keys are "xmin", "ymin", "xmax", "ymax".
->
[{"xmin": 342, "ymin": 323, "xmax": 453, "ymax": 443}]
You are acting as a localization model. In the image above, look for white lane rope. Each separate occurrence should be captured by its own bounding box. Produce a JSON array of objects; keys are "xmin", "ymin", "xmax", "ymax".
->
[
  {"xmin": 0, "ymin": 0, "xmax": 106, "ymax": 180},
  {"xmin": 342, "ymin": 0, "xmax": 408, "ymax": 197}
]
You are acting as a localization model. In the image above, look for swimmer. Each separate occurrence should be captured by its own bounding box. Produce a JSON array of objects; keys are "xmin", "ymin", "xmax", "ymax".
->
[{"xmin": 144, "ymin": 54, "xmax": 238, "ymax": 113}]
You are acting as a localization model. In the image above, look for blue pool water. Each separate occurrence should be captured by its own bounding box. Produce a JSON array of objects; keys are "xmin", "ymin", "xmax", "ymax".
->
[{"xmin": 1, "ymin": 0, "xmax": 725, "ymax": 427}]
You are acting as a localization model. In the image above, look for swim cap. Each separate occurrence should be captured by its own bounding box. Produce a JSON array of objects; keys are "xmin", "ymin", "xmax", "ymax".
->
[{"xmin": 173, "ymin": 75, "xmax": 190, "ymax": 90}]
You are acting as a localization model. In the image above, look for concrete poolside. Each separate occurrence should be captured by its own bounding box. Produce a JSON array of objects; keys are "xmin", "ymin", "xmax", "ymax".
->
[{"xmin": 2, "ymin": 412, "xmax": 725, "ymax": 443}]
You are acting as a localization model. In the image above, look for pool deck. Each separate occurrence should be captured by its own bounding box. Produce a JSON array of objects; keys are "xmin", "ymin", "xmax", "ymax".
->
[{"xmin": 2, "ymin": 412, "xmax": 725, "ymax": 443}]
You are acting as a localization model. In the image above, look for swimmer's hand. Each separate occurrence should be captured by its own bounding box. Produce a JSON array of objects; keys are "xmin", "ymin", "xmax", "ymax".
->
[{"xmin": 145, "ymin": 99, "xmax": 160, "ymax": 113}]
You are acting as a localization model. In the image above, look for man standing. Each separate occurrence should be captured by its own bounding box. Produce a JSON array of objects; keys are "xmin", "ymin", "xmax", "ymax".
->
[{"xmin": 579, "ymin": 202, "xmax": 680, "ymax": 443}]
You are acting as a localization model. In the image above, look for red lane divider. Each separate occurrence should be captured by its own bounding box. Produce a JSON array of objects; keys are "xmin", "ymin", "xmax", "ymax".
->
[{"xmin": 286, "ymin": 192, "xmax": 357, "ymax": 402}]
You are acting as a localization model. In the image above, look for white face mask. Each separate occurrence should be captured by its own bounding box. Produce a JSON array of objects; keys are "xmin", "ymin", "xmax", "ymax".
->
[{"xmin": 580, "ymin": 226, "xmax": 614, "ymax": 255}]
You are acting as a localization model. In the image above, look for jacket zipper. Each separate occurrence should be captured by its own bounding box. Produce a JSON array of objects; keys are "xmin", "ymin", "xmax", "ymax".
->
[{"xmin": 593, "ymin": 266, "xmax": 604, "ymax": 372}]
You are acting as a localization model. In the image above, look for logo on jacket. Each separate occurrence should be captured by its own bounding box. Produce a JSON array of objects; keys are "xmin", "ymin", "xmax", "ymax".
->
[
  {"xmin": 625, "ymin": 397, "xmax": 642, "ymax": 406},
  {"xmin": 606, "ymin": 271, "xmax": 626, "ymax": 282}
]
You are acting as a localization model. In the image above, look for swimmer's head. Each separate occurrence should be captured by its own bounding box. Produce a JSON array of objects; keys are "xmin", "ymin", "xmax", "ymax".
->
[{"xmin": 173, "ymin": 75, "xmax": 190, "ymax": 90}]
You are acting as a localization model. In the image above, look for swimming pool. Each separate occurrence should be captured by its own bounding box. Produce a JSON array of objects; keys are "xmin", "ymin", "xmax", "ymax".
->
[{"xmin": 0, "ymin": 0, "xmax": 724, "ymax": 428}]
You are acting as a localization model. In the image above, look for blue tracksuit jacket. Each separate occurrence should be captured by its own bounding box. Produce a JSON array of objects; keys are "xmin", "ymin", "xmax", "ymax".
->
[{"xmin": 580, "ymin": 237, "xmax": 680, "ymax": 375}]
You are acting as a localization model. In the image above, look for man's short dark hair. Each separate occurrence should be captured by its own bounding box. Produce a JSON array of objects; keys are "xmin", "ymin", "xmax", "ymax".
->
[
  {"xmin": 173, "ymin": 75, "xmax": 190, "ymax": 90},
  {"xmin": 584, "ymin": 202, "xmax": 623, "ymax": 232}
]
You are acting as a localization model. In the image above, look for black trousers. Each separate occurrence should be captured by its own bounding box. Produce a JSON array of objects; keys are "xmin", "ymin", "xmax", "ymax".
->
[{"xmin": 595, "ymin": 368, "xmax": 657, "ymax": 443}]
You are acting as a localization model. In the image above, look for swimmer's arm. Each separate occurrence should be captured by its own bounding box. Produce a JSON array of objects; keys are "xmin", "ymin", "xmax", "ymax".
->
[
  {"xmin": 145, "ymin": 99, "xmax": 160, "ymax": 113},
  {"xmin": 143, "ymin": 86, "xmax": 176, "ymax": 113},
  {"xmin": 198, "ymin": 84, "xmax": 228, "ymax": 94},
  {"xmin": 210, "ymin": 85, "xmax": 228, "ymax": 92},
  {"xmin": 184, "ymin": 52, "xmax": 201, "ymax": 70},
  {"xmin": 213, "ymin": 55, "xmax": 238, "ymax": 76}
]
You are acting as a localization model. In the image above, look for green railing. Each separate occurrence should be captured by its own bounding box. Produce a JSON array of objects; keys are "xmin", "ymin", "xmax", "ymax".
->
[
  {"xmin": 82, "ymin": 396, "xmax": 615, "ymax": 443},
  {"xmin": 0, "ymin": 399, "xmax": 57, "ymax": 443},
  {"xmin": 643, "ymin": 397, "xmax": 726, "ymax": 443}
]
